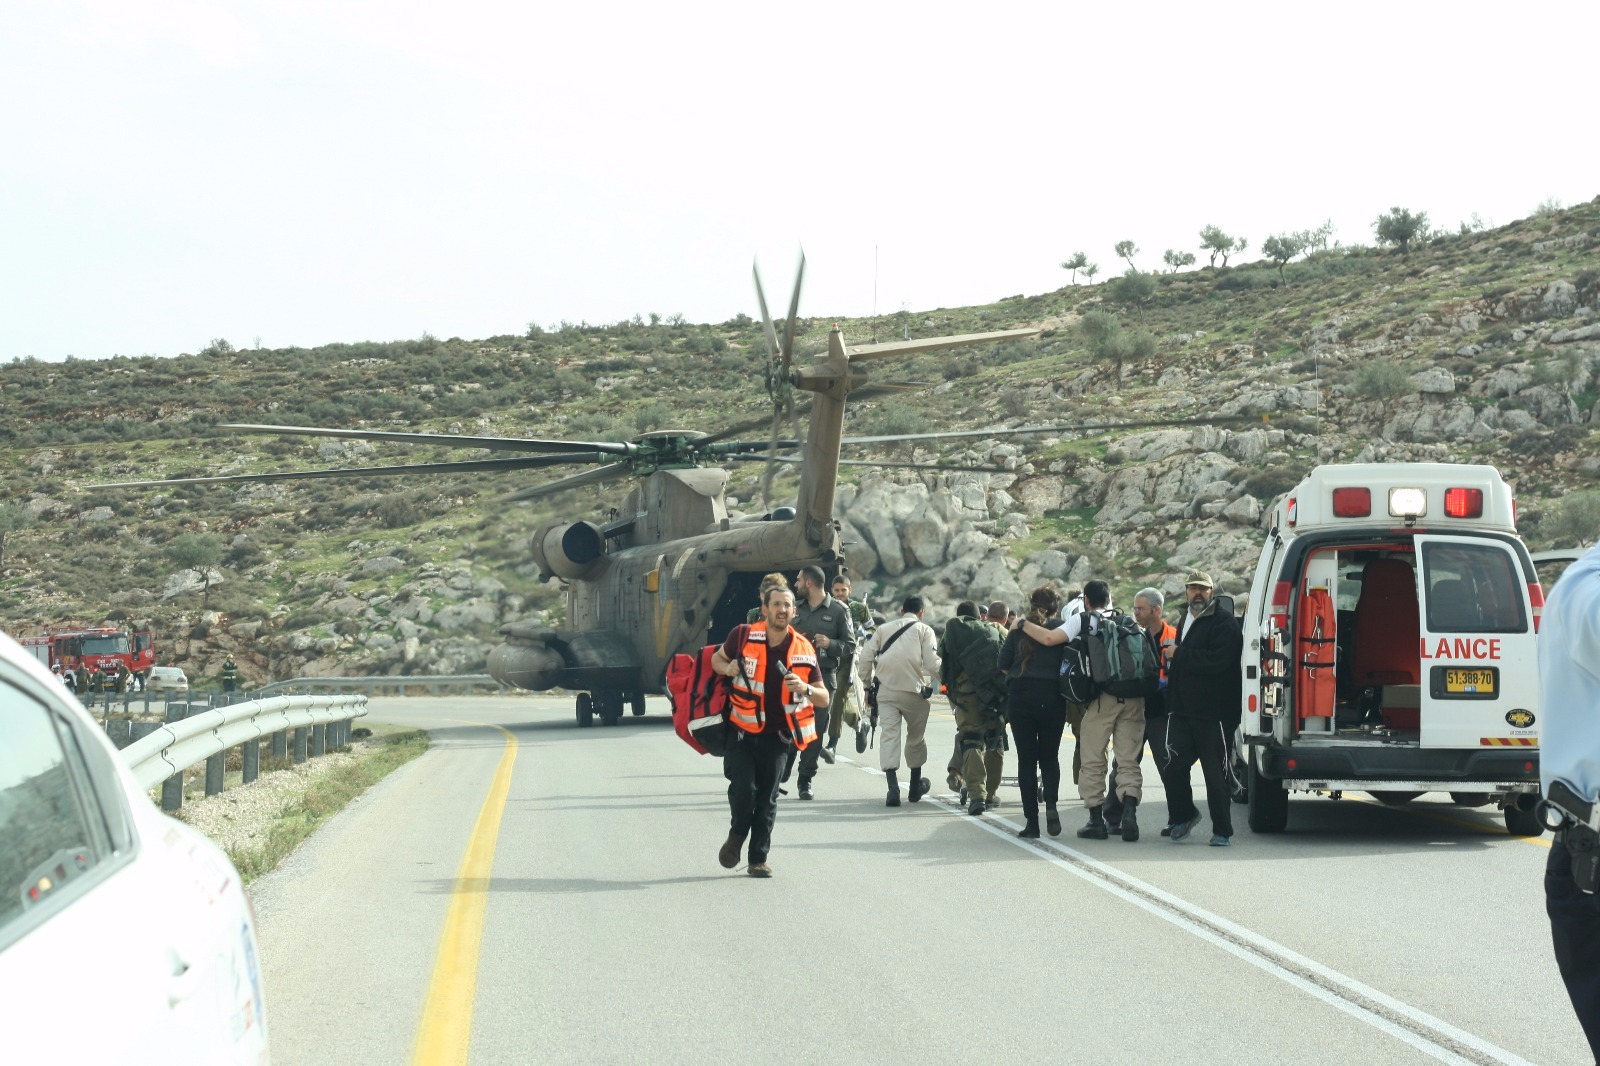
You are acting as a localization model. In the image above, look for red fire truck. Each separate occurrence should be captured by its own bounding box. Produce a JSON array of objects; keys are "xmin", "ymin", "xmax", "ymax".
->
[{"xmin": 21, "ymin": 627, "xmax": 156, "ymax": 684}]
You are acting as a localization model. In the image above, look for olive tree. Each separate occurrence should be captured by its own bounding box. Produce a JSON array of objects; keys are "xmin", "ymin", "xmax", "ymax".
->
[
  {"xmin": 1114, "ymin": 240, "xmax": 1140, "ymax": 271},
  {"xmin": 1199, "ymin": 224, "xmax": 1246, "ymax": 267},
  {"xmin": 1162, "ymin": 249, "xmax": 1196, "ymax": 273},
  {"xmin": 1079, "ymin": 310, "xmax": 1157, "ymax": 385},
  {"xmin": 1060, "ymin": 251, "xmax": 1089, "ymax": 284},
  {"xmin": 1262, "ymin": 232, "xmax": 1309, "ymax": 286},
  {"xmin": 1373, "ymin": 207, "xmax": 1429, "ymax": 255},
  {"xmin": 1109, "ymin": 269, "xmax": 1157, "ymax": 324},
  {"xmin": 164, "ymin": 532, "xmax": 225, "ymax": 605}
]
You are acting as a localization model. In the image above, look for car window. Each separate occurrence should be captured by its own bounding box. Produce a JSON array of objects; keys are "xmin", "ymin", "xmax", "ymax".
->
[
  {"xmin": 1422, "ymin": 541, "xmax": 1527, "ymax": 633},
  {"xmin": 0, "ymin": 694, "xmax": 107, "ymax": 940}
]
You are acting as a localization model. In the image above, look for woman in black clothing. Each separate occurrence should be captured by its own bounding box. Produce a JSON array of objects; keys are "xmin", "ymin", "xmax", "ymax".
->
[{"xmin": 997, "ymin": 586, "xmax": 1068, "ymax": 838}]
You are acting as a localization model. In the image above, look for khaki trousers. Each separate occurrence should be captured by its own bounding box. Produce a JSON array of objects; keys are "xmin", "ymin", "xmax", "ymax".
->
[
  {"xmin": 878, "ymin": 689, "xmax": 931, "ymax": 772},
  {"xmin": 1076, "ymin": 693, "xmax": 1145, "ymax": 807}
]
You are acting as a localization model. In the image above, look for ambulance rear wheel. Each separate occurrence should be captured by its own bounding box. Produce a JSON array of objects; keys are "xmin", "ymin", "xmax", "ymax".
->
[
  {"xmin": 631, "ymin": 693, "xmax": 647, "ymax": 716},
  {"xmin": 1504, "ymin": 804, "xmax": 1546, "ymax": 837},
  {"xmin": 1247, "ymin": 760, "xmax": 1288, "ymax": 834},
  {"xmin": 576, "ymin": 692, "xmax": 594, "ymax": 728},
  {"xmin": 1450, "ymin": 792, "xmax": 1492, "ymax": 807},
  {"xmin": 1370, "ymin": 791, "xmax": 1422, "ymax": 807}
]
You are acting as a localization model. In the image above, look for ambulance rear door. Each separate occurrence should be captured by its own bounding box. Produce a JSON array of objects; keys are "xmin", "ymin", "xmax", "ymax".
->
[{"xmin": 1414, "ymin": 534, "xmax": 1539, "ymax": 750}]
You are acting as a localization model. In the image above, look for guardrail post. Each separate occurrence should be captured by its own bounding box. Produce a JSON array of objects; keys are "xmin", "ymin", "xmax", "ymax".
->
[
  {"xmin": 272, "ymin": 729, "xmax": 288, "ymax": 762},
  {"xmin": 159, "ymin": 702, "xmax": 190, "ymax": 811},
  {"xmin": 293, "ymin": 727, "xmax": 309, "ymax": 764},
  {"xmin": 204, "ymin": 750, "xmax": 224, "ymax": 796},
  {"xmin": 242, "ymin": 735, "xmax": 260, "ymax": 784},
  {"xmin": 311, "ymin": 723, "xmax": 326, "ymax": 757},
  {"xmin": 104, "ymin": 718, "xmax": 132, "ymax": 750}
]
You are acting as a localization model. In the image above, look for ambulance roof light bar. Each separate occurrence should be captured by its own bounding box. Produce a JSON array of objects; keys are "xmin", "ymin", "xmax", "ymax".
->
[{"xmin": 1388, "ymin": 487, "xmax": 1427, "ymax": 527}]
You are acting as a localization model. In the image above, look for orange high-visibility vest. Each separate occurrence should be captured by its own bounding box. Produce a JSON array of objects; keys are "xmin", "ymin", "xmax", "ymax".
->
[
  {"xmin": 728, "ymin": 623, "xmax": 820, "ymax": 748},
  {"xmin": 1156, "ymin": 621, "xmax": 1177, "ymax": 680}
]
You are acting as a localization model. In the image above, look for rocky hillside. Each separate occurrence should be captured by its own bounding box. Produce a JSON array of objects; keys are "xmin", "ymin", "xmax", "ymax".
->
[{"xmin": 2, "ymin": 197, "xmax": 1596, "ymax": 684}]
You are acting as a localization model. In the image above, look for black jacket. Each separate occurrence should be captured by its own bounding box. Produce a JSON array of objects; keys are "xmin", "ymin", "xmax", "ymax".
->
[
  {"xmin": 1166, "ymin": 596, "xmax": 1242, "ymax": 725},
  {"xmin": 997, "ymin": 617, "xmax": 1066, "ymax": 682}
]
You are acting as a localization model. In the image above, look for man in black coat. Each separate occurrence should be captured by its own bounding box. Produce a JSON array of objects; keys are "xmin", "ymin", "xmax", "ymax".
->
[{"xmin": 1157, "ymin": 571, "xmax": 1243, "ymax": 846}]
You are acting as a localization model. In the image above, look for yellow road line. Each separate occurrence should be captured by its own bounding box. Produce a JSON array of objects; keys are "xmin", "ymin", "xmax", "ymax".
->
[{"xmin": 412, "ymin": 724, "xmax": 518, "ymax": 1065}]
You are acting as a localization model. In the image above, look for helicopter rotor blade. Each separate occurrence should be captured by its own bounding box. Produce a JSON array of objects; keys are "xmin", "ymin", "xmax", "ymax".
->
[
  {"xmin": 493, "ymin": 462, "xmax": 633, "ymax": 504},
  {"xmin": 730, "ymin": 455, "xmax": 1012, "ymax": 473},
  {"xmin": 839, "ymin": 413, "xmax": 1261, "ymax": 447},
  {"xmin": 843, "ymin": 327, "xmax": 1041, "ymax": 363},
  {"xmin": 90, "ymin": 452, "xmax": 612, "ymax": 490},
  {"xmin": 218, "ymin": 424, "xmax": 636, "ymax": 455},
  {"xmin": 694, "ymin": 382, "xmax": 933, "ymax": 448},
  {"xmin": 780, "ymin": 253, "xmax": 805, "ymax": 387},
  {"xmin": 752, "ymin": 263, "xmax": 782, "ymax": 382}
]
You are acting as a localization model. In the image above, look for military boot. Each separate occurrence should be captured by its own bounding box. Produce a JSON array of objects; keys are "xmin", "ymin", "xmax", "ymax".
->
[
  {"xmin": 885, "ymin": 768, "xmax": 901, "ymax": 807},
  {"xmin": 1121, "ymin": 795, "xmax": 1140, "ymax": 842},
  {"xmin": 1077, "ymin": 804, "xmax": 1109, "ymax": 839}
]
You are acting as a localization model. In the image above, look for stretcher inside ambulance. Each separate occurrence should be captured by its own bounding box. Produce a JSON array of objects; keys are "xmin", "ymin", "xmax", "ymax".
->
[{"xmin": 1239, "ymin": 464, "xmax": 1545, "ymax": 836}]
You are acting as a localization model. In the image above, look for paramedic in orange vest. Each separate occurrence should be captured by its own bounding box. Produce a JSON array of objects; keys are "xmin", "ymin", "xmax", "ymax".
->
[{"xmin": 711, "ymin": 585, "xmax": 827, "ymax": 878}]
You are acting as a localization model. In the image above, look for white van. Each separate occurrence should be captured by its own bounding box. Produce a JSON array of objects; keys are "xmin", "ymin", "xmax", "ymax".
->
[{"xmin": 1239, "ymin": 463, "xmax": 1544, "ymax": 835}]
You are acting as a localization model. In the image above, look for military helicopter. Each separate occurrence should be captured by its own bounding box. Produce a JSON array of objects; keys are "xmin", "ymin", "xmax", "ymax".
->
[{"xmin": 98, "ymin": 260, "xmax": 1241, "ymax": 726}]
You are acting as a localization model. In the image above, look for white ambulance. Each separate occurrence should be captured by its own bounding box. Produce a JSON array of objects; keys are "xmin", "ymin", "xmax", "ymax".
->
[{"xmin": 1239, "ymin": 463, "xmax": 1545, "ymax": 835}]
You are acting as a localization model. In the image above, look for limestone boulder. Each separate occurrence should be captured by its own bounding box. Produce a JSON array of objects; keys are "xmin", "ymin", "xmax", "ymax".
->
[
  {"xmin": 900, "ymin": 503, "xmax": 950, "ymax": 568},
  {"xmin": 1410, "ymin": 367, "xmax": 1456, "ymax": 396},
  {"xmin": 836, "ymin": 518, "xmax": 879, "ymax": 578}
]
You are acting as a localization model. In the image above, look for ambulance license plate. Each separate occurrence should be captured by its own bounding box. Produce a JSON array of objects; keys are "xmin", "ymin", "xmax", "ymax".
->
[{"xmin": 1444, "ymin": 668, "xmax": 1495, "ymax": 695}]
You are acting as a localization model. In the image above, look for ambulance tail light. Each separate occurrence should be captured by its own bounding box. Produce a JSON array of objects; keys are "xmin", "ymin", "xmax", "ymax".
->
[
  {"xmin": 1443, "ymin": 487, "xmax": 1483, "ymax": 518},
  {"xmin": 1529, "ymin": 581, "xmax": 1544, "ymax": 633},
  {"xmin": 1285, "ymin": 496, "xmax": 1297, "ymax": 527},
  {"xmin": 1270, "ymin": 580, "xmax": 1292, "ymax": 631},
  {"xmin": 1331, "ymin": 487, "xmax": 1371, "ymax": 517}
]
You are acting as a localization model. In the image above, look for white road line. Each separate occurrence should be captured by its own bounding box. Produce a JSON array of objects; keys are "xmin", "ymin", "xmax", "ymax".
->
[{"xmin": 926, "ymin": 796, "xmax": 1532, "ymax": 1066}]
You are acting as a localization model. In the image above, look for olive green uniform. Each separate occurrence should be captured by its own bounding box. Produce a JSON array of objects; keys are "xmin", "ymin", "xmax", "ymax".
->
[{"xmin": 938, "ymin": 616, "xmax": 1008, "ymax": 802}]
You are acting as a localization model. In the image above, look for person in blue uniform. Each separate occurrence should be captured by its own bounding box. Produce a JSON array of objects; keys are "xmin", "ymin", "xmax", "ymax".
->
[{"xmin": 1539, "ymin": 542, "xmax": 1600, "ymax": 1059}]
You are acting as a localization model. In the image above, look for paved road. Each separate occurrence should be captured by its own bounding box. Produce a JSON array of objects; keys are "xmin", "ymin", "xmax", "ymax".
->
[{"xmin": 249, "ymin": 696, "xmax": 1588, "ymax": 1065}]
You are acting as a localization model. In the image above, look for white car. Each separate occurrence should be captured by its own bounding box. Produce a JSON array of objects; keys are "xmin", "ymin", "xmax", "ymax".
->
[
  {"xmin": 146, "ymin": 665, "xmax": 189, "ymax": 693},
  {"xmin": 0, "ymin": 633, "xmax": 269, "ymax": 1064}
]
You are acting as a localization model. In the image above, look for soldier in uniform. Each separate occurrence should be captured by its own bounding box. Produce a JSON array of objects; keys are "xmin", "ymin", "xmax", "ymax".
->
[
  {"xmin": 220, "ymin": 655, "xmax": 240, "ymax": 694},
  {"xmin": 940, "ymin": 601, "xmax": 1009, "ymax": 815},
  {"xmin": 826, "ymin": 574, "xmax": 872, "ymax": 755},
  {"xmin": 786, "ymin": 565, "xmax": 854, "ymax": 796}
]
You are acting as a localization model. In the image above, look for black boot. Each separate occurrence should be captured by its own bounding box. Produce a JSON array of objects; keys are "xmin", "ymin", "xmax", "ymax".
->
[
  {"xmin": 909, "ymin": 767, "xmax": 930, "ymax": 802},
  {"xmin": 1018, "ymin": 816, "xmax": 1040, "ymax": 839},
  {"xmin": 885, "ymin": 769, "xmax": 901, "ymax": 807},
  {"xmin": 1077, "ymin": 804, "xmax": 1108, "ymax": 839},
  {"xmin": 1121, "ymin": 795, "xmax": 1140, "ymax": 841},
  {"xmin": 1045, "ymin": 803, "xmax": 1062, "ymax": 837}
]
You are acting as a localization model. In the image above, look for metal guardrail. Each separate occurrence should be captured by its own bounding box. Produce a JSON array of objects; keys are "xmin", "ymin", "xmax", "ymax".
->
[
  {"xmin": 119, "ymin": 694, "xmax": 369, "ymax": 810},
  {"xmin": 251, "ymin": 674, "xmax": 507, "ymax": 697}
]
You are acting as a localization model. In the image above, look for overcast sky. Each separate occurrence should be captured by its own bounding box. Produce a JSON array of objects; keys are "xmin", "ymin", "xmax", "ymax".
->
[{"xmin": 2, "ymin": 0, "xmax": 1594, "ymax": 362}]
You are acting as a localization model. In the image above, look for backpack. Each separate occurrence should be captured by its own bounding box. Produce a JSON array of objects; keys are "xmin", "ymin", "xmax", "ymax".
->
[
  {"xmin": 946, "ymin": 618, "xmax": 1008, "ymax": 711},
  {"xmin": 1058, "ymin": 633, "xmax": 1099, "ymax": 705},
  {"xmin": 1086, "ymin": 610, "xmax": 1160, "ymax": 699},
  {"xmin": 666, "ymin": 644, "xmax": 732, "ymax": 756}
]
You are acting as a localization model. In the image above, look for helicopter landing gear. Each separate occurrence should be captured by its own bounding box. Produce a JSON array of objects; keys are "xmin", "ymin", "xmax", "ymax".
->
[
  {"xmin": 576, "ymin": 692, "xmax": 594, "ymax": 728},
  {"xmin": 597, "ymin": 691, "xmax": 625, "ymax": 727},
  {"xmin": 631, "ymin": 692, "xmax": 647, "ymax": 716}
]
